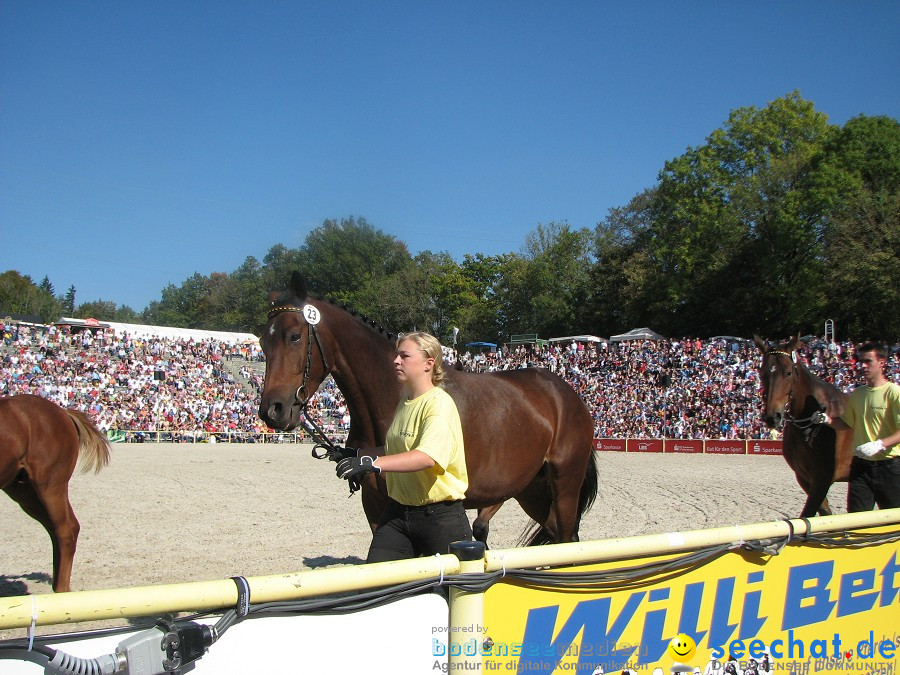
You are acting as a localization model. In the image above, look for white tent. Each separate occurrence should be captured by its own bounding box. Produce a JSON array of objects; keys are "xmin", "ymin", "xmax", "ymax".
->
[
  {"xmin": 608, "ymin": 327, "xmax": 666, "ymax": 342},
  {"xmin": 548, "ymin": 335, "xmax": 607, "ymax": 343},
  {"xmin": 102, "ymin": 321, "xmax": 258, "ymax": 345}
]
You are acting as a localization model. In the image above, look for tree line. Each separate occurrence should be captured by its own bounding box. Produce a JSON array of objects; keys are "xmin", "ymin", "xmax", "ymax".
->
[{"xmin": 2, "ymin": 93, "xmax": 898, "ymax": 345}]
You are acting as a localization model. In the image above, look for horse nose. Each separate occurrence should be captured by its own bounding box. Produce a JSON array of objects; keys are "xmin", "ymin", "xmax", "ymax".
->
[
  {"xmin": 260, "ymin": 400, "xmax": 283, "ymax": 427},
  {"xmin": 765, "ymin": 411, "xmax": 784, "ymax": 430}
]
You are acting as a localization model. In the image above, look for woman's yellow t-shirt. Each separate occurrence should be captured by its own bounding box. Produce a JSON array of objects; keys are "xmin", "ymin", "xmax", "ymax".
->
[{"xmin": 385, "ymin": 386, "xmax": 468, "ymax": 506}]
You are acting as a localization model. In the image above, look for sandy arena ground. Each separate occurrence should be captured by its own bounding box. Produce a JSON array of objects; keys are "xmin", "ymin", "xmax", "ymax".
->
[{"xmin": 0, "ymin": 442, "xmax": 847, "ymax": 639}]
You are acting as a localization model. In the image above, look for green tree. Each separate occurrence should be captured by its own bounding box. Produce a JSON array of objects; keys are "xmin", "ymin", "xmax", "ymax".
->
[
  {"xmin": 261, "ymin": 244, "xmax": 304, "ymax": 298},
  {"xmin": 226, "ymin": 256, "xmax": 267, "ymax": 333},
  {"xmin": 457, "ymin": 254, "xmax": 515, "ymax": 344},
  {"xmin": 496, "ymin": 222, "xmax": 594, "ymax": 338},
  {"xmin": 589, "ymin": 189, "xmax": 655, "ymax": 335},
  {"xmin": 295, "ymin": 216, "xmax": 412, "ymax": 305},
  {"xmin": 39, "ymin": 276, "xmax": 55, "ymax": 297},
  {"xmin": 817, "ymin": 115, "xmax": 900, "ymax": 339},
  {"xmin": 605, "ymin": 92, "xmax": 834, "ymax": 336},
  {"xmin": 144, "ymin": 273, "xmax": 213, "ymax": 328},
  {"xmin": 75, "ymin": 300, "xmax": 119, "ymax": 321},
  {"xmin": 64, "ymin": 286, "xmax": 76, "ymax": 316},
  {"xmin": 0, "ymin": 271, "xmax": 62, "ymax": 322}
]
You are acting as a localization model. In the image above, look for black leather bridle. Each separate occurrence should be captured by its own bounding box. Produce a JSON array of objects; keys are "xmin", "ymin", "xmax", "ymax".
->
[{"xmin": 266, "ymin": 305, "xmax": 348, "ymax": 465}]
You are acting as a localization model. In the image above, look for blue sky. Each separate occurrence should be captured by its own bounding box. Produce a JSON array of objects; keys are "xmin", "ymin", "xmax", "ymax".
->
[{"xmin": 1, "ymin": 2, "xmax": 898, "ymax": 312}]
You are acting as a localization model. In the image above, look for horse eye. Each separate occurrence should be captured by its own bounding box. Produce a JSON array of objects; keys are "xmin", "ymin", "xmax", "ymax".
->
[{"xmin": 290, "ymin": 333, "xmax": 302, "ymax": 344}]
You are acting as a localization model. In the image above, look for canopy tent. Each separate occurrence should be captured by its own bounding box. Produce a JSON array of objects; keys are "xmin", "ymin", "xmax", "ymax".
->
[
  {"xmin": 608, "ymin": 327, "xmax": 666, "ymax": 342},
  {"xmin": 104, "ymin": 321, "xmax": 259, "ymax": 345},
  {"xmin": 55, "ymin": 317, "xmax": 112, "ymax": 333},
  {"xmin": 710, "ymin": 335, "xmax": 752, "ymax": 343},
  {"xmin": 464, "ymin": 341, "xmax": 498, "ymax": 352},
  {"xmin": 56, "ymin": 318, "xmax": 259, "ymax": 345},
  {"xmin": 548, "ymin": 335, "xmax": 607, "ymax": 343}
]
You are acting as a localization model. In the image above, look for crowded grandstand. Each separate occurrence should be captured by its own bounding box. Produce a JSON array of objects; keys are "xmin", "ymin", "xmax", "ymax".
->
[{"xmin": 1, "ymin": 319, "xmax": 897, "ymax": 443}]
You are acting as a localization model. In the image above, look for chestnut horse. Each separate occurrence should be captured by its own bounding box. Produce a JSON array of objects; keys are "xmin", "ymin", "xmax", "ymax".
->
[
  {"xmin": 754, "ymin": 335, "xmax": 852, "ymax": 517},
  {"xmin": 259, "ymin": 273, "xmax": 598, "ymax": 545},
  {"xmin": 1, "ymin": 394, "xmax": 110, "ymax": 592}
]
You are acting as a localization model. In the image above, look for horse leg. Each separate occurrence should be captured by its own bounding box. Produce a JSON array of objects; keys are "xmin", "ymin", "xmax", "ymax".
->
[
  {"xmin": 795, "ymin": 474, "xmax": 831, "ymax": 519},
  {"xmin": 544, "ymin": 458, "xmax": 587, "ymax": 544},
  {"xmin": 803, "ymin": 433, "xmax": 837, "ymax": 518},
  {"xmin": 3, "ymin": 477, "xmax": 79, "ymax": 592},
  {"xmin": 473, "ymin": 503, "xmax": 503, "ymax": 546},
  {"xmin": 514, "ymin": 471, "xmax": 555, "ymax": 545}
]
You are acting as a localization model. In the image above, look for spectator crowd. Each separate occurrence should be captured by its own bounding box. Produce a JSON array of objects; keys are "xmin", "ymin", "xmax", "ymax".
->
[{"xmin": 2, "ymin": 320, "xmax": 898, "ymax": 442}]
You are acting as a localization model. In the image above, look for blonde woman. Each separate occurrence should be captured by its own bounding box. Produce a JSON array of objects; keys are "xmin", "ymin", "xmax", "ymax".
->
[{"xmin": 337, "ymin": 331, "xmax": 472, "ymax": 562}]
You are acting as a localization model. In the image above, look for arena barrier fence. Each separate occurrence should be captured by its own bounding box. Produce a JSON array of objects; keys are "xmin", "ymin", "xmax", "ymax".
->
[
  {"xmin": 105, "ymin": 429, "xmax": 344, "ymax": 444},
  {"xmin": 2, "ymin": 509, "xmax": 898, "ymax": 674},
  {"xmin": 594, "ymin": 437, "xmax": 784, "ymax": 455},
  {"xmin": 106, "ymin": 432, "xmax": 778, "ymax": 453}
]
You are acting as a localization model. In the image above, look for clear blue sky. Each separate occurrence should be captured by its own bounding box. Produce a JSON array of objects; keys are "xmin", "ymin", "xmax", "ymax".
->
[{"xmin": 1, "ymin": 2, "xmax": 898, "ymax": 312}]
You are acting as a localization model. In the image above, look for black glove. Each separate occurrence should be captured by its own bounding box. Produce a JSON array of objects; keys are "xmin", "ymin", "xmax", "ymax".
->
[
  {"xmin": 336, "ymin": 455, "xmax": 382, "ymax": 483},
  {"xmin": 334, "ymin": 446, "xmax": 359, "ymax": 461}
]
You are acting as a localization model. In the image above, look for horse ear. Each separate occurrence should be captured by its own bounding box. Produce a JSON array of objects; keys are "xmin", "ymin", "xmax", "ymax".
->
[
  {"xmin": 752, "ymin": 335, "xmax": 767, "ymax": 352},
  {"xmin": 289, "ymin": 272, "xmax": 308, "ymax": 301},
  {"xmin": 788, "ymin": 333, "xmax": 801, "ymax": 352}
]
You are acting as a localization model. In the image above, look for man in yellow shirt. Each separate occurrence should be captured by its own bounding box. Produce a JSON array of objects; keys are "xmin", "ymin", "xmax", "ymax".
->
[
  {"xmin": 831, "ymin": 342, "xmax": 900, "ymax": 511},
  {"xmin": 337, "ymin": 332, "xmax": 472, "ymax": 562}
]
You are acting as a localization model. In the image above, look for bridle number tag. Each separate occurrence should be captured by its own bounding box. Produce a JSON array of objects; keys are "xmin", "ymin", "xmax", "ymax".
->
[{"xmin": 303, "ymin": 305, "xmax": 321, "ymax": 325}]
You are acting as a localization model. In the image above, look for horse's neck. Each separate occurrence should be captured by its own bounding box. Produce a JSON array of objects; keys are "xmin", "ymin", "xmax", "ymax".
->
[
  {"xmin": 326, "ymin": 316, "xmax": 399, "ymax": 445},
  {"xmin": 792, "ymin": 361, "xmax": 844, "ymax": 414}
]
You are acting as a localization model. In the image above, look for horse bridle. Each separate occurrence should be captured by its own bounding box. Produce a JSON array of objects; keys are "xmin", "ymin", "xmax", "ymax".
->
[
  {"xmin": 762, "ymin": 349, "xmax": 825, "ymax": 432},
  {"xmin": 266, "ymin": 305, "xmax": 348, "ymax": 464}
]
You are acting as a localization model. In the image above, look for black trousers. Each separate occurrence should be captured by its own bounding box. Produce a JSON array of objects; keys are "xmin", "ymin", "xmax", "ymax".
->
[
  {"xmin": 366, "ymin": 498, "xmax": 473, "ymax": 564},
  {"xmin": 847, "ymin": 456, "xmax": 900, "ymax": 512}
]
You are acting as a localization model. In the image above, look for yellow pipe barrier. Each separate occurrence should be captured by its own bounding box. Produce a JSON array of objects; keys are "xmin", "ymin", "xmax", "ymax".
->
[
  {"xmin": 2, "ymin": 509, "xmax": 899, "ymax": 632},
  {"xmin": 0, "ymin": 554, "xmax": 460, "ymax": 630},
  {"xmin": 449, "ymin": 541, "xmax": 486, "ymax": 673},
  {"xmin": 484, "ymin": 508, "xmax": 900, "ymax": 572}
]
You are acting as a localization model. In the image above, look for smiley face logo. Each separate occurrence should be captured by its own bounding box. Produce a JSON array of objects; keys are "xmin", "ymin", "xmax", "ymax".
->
[{"xmin": 667, "ymin": 634, "xmax": 697, "ymax": 663}]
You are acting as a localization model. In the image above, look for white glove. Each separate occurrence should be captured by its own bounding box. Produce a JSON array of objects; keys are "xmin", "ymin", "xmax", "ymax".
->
[{"xmin": 855, "ymin": 439, "xmax": 884, "ymax": 458}]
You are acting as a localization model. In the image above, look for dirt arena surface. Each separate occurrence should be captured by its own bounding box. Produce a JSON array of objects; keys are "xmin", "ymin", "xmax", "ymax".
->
[{"xmin": 1, "ymin": 442, "xmax": 847, "ymax": 639}]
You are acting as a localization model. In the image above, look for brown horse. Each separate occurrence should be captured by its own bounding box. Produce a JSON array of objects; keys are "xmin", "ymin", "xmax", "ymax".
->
[
  {"xmin": 259, "ymin": 272, "xmax": 598, "ymax": 545},
  {"xmin": 754, "ymin": 335, "xmax": 852, "ymax": 517},
  {"xmin": 1, "ymin": 394, "xmax": 110, "ymax": 592}
]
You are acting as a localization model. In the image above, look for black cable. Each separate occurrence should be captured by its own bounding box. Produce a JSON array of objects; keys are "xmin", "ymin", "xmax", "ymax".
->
[
  {"xmin": 0, "ymin": 643, "xmax": 56, "ymax": 658},
  {"xmin": 3, "ymin": 525, "xmax": 897, "ymax": 655}
]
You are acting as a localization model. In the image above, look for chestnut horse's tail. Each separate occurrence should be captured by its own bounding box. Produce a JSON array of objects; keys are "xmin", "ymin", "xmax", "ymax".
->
[
  {"xmin": 523, "ymin": 448, "xmax": 599, "ymax": 546},
  {"xmin": 66, "ymin": 409, "xmax": 111, "ymax": 474}
]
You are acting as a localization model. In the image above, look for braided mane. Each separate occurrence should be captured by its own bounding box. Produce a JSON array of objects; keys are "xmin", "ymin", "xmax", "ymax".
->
[
  {"xmin": 270, "ymin": 287, "xmax": 395, "ymax": 341},
  {"xmin": 327, "ymin": 296, "xmax": 396, "ymax": 341}
]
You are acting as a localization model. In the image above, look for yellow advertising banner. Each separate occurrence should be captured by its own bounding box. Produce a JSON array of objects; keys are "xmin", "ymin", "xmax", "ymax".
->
[{"xmin": 480, "ymin": 527, "xmax": 900, "ymax": 675}]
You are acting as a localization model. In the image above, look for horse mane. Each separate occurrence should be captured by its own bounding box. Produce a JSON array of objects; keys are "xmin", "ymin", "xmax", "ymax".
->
[
  {"xmin": 270, "ymin": 286, "xmax": 396, "ymax": 342},
  {"xmin": 326, "ymin": 296, "xmax": 396, "ymax": 341}
]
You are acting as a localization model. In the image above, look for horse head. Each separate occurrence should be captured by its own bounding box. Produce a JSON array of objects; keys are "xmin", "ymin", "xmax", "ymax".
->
[
  {"xmin": 258, "ymin": 272, "xmax": 331, "ymax": 430},
  {"xmin": 753, "ymin": 334, "xmax": 802, "ymax": 430}
]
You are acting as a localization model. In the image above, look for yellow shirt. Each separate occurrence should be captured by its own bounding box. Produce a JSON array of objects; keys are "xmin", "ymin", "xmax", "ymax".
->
[
  {"xmin": 843, "ymin": 382, "xmax": 900, "ymax": 459},
  {"xmin": 385, "ymin": 386, "xmax": 468, "ymax": 505}
]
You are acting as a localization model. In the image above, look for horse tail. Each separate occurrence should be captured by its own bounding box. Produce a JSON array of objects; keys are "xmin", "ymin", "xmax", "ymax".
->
[
  {"xmin": 66, "ymin": 409, "xmax": 111, "ymax": 474},
  {"xmin": 523, "ymin": 447, "xmax": 599, "ymax": 546}
]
